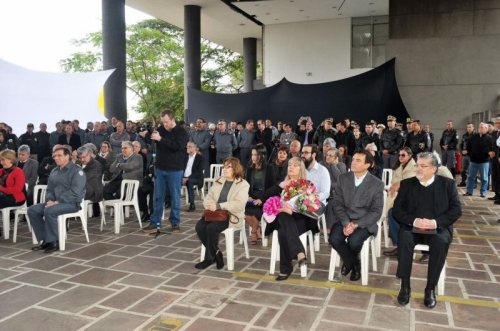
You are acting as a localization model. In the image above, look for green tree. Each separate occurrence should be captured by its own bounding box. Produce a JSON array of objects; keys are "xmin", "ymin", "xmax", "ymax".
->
[{"xmin": 60, "ymin": 19, "xmax": 243, "ymax": 121}]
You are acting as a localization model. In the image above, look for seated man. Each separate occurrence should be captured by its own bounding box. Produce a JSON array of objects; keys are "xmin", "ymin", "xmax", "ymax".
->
[
  {"xmin": 103, "ymin": 141, "xmax": 143, "ymax": 200},
  {"xmin": 330, "ymin": 150, "xmax": 384, "ymax": 281},
  {"xmin": 28, "ymin": 146, "xmax": 86, "ymax": 253},
  {"xmin": 77, "ymin": 145, "xmax": 103, "ymax": 213},
  {"xmin": 183, "ymin": 141, "xmax": 204, "ymax": 212},
  {"xmin": 17, "ymin": 144, "xmax": 39, "ymax": 205},
  {"xmin": 393, "ymin": 152, "xmax": 461, "ymax": 308}
]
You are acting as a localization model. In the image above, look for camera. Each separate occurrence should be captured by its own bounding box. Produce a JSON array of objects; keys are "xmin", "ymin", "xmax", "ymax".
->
[{"xmin": 138, "ymin": 123, "xmax": 155, "ymax": 134}]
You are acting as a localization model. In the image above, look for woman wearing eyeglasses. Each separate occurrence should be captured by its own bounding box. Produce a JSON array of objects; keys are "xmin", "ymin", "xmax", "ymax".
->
[
  {"xmin": 195, "ymin": 157, "xmax": 249, "ymax": 270},
  {"xmin": 383, "ymin": 147, "xmax": 416, "ymax": 256}
]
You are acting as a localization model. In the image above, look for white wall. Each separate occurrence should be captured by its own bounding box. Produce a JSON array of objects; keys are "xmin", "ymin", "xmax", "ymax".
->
[{"xmin": 263, "ymin": 18, "xmax": 369, "ymax": 86}]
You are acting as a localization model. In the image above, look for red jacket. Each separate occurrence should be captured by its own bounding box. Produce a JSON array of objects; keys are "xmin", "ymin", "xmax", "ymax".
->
[{"xmin": 0, "ymin": 166, "xmax": 27, "ymax": 203}]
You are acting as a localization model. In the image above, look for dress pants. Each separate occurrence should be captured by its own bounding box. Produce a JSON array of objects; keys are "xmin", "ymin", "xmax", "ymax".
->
[
  {"xmin": 195, "ymin": 219, "xmax": 229, "ymax": 261},
  {"xmin": 185, "ymin": 177, "xmax": 198, "ymax": 204},
  {"xmin": 382, "ymin": 153, "xmax": 398, "ymax": 169},
  {"xmin": 329, "ymin": 222, "xmax": 371, "ymax": 269},
  {"xmin": 28, "ymin": 202, "xmax": 80, "ymax": 243},
  {"xmin": 396, "ymin": 228, "xmax": 452, "ymax": 287},
  {"xmin": 277, "ymin": 212, "xmax": 307, "ymax": 275},
  {"xmin": 103, "ymin": 180, "xmax": 122, "ymax": 200}
]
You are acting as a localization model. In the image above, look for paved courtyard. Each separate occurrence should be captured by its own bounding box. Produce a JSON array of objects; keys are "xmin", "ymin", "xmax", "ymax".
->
[{"xmin": 0, "ymin": 186, "xmax": 499, "ymax": 331}]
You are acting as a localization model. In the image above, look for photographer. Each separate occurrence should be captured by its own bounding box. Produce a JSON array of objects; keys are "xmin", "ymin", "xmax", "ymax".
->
[{"xmin": 141, "ymin": 109, "xmax": 189, "ymax": 233}]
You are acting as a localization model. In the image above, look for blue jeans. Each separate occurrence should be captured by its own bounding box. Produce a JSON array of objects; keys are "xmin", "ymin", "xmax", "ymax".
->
[
  {"xmin": 388, "ymin": 208, "xmax": 400, "ymax": 246},
  {"xmin": 466, "ymin": 162, "xmax": 489, "ymax": 195},
  {"xmin": 151, "ymin": 169, "xmax": 183, "ymax": 227},
  {"xmin": 28, "ymin": 202, "xmax": 80, "ymax": 243}
]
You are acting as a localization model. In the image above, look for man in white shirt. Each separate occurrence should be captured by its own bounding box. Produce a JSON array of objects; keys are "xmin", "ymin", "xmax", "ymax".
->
[
  {"xmin": 183, "ymin": 142, "xmax": 204, "ymax": 211},
  {"xmin": 301, "ymin": 144, "xmax": 330, "ymax": 207},
  {"xmin": 330, "ymin": 150, "xmax": 384, "ymax": 281}
]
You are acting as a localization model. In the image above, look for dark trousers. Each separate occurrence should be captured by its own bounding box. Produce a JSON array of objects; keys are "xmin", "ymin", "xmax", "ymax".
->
[
  {"xmin": 138, "ymin": 181, "xmax": 154, "ymax": 215},
  {"xmin": 396, "ymin": 228, "xmax": 452, "ymax": 288},
  {"xmin": 277, "ymin": 212, "xmax": 307, "ymax": 275},
  {"xmin": 185, "ymin": 177, "xmax": 198, "ymax": 204},
  {"xmin": 329, "ymin": 222, "xmax": 371, "ymax": 269},
  {"xmin": 195, "ymin": 219, "xmax": 229, "ymax": 261},
  {"xmin": 240, "ymin": 148, "xmax": 252, "ymax": 170},
  {"xmin": 103, "ymin": 180, "xmax": 121, "ymax": 200},
  {"xmin": 0, "ymin": 194, "xmax": 25, "ymax": 208}
]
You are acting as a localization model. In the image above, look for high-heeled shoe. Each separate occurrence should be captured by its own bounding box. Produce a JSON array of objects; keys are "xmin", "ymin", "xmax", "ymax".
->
[{"xmin": 275, "ymin": 273, "xmax": 290, "ymax": 281}]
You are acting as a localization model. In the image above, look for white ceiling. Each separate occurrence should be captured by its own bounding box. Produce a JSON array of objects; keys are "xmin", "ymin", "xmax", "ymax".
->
[{"xmin": 126, "ymin": 0, "xmax": 388, "ymax": 55}]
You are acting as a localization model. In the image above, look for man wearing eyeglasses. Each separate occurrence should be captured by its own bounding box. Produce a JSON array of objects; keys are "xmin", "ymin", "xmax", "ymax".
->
[
  {"xmin": 103, "ymin": 141, "xmax": 143, "ymax": 200},
  {"xmin": 393, "ymin": 152, "xmax": 461, "ymax": 308},
  {"xmin": 28, "ymin": 146, "xmax": 86, "ymax": 253}
]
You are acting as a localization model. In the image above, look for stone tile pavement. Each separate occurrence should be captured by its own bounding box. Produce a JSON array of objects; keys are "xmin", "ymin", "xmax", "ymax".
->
[{"xmin": 0, "ymin": 186, "xmax": 499, "ymax": 330}]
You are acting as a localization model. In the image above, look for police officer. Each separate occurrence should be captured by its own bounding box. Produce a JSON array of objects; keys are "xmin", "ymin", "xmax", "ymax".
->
[
  {"xmin": 380, "ymin": 115, "xmax": 403, "ymax": 168},
  {"xmin": 405, "ymin": 119, "xmax": 431, "ymax": 159},
  {"xmin": 439, "ymin": 120, "xmax": 459, "ymax": 174},
  {"xmin": 361, "ymin": 121, "xmax": 380, "ymax": 150},
  {"xmin": 458, "ymin": 123, "xmax": 474, "ymax": 187},
  {"xmin": 28, "ymin": 146, "xmax": 86, "ymax": 253}
]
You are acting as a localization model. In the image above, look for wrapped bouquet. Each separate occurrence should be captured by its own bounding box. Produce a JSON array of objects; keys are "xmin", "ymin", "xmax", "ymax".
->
[{"xmin": 263, "ymin": 179, "xmax": 322, "ymax": 222}]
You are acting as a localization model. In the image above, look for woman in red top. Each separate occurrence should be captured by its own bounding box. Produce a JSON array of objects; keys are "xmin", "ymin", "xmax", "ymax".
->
[{"xmin": 0, "ymin": 149, "xmax": 27, "ymax": 208}]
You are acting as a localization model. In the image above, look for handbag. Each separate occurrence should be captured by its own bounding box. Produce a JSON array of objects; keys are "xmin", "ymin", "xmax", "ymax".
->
[{"xmin": 203, "ymin": 209, "xmax": 238, "ymax": 224}]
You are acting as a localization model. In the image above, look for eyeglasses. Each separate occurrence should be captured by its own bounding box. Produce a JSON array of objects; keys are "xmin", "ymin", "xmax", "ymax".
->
[
  {"xmin": 223, "ymin": 164, "xmax": 233, "ymax": 169},
  {"xmin": 399, "ymin": 154, "xmax": 407, "ymax": 157},
  {"xmin": 326, "ymin": 154, "xmax": 335, "ymax": 158},
  {"xmin": 121, "ymin": 147, "xmax": 131, "ymax": 149},
  {"xmin": 415, "ymin": 164, "xmax": 432, "ymax": 169}
]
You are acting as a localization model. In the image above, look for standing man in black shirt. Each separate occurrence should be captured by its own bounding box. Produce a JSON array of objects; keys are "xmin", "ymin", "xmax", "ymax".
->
[
  {"xmin": 405, "ymin": 120, "xmax": 430, "ymax": 159},
  {"xmin": 458, "ymin": 123, "xmax": 474, "ymax": 187},
  {"xmin": 143, "ymin": 109, "xmax": 189, "ymax": 233},
  {"xmin": 439, "ymin": 120, "xmax": 458, "ymax": 175},
  {"xmin": 464, "ymin": 122, "xmax": 494, "ymax": 197}
]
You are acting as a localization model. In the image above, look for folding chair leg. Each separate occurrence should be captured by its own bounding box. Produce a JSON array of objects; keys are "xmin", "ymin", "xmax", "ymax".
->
[{"xmin": 328, "ymin": 248, "xmax": 338, "ymax": 281}]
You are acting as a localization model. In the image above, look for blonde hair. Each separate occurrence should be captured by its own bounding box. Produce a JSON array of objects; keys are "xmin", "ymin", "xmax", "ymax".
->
[
  {"xmin": 0, "ymin": 149, "xmax": 17, "ymax": 164},
  {"xmin": 286, "ymin": 157, "xmax": 307, "ymax": 180}
]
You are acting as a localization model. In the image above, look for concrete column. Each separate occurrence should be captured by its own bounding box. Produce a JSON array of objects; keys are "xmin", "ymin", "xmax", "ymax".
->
[
  {"xmin": 102, "ymin": 0, "xmax": 127, "ymax": 122},
  {"xmin": 184, "ymin": 5, "xmax": 201, "ymax": 120},
  {"xmin": 243, "ymin": 37, "xmax": 257, "ymax": 92}
]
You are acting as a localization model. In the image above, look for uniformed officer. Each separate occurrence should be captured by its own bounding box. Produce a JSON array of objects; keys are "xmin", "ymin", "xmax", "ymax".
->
[
  {"xmin": 439, "ymin": 120, "xmax": 459, "ymax": 174},
  {"xmin": 28, "ymin": 145, "xmax": 86, "ymax": 253},
  {"xmin": 405, "ymin": 119, "xmax": 431, "ymax": 159},
  {"xmin": 380, "ymin": 115, "xmax": 403, "ymax": 168}
]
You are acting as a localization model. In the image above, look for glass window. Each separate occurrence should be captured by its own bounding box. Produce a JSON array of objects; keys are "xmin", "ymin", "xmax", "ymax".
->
[{"xmin": 351, "ymin": 16, "xmax": 388, "ymax": 69}]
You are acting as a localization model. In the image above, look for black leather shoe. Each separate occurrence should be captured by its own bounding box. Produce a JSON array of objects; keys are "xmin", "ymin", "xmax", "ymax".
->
[
  {"xmin": 187, "ymin": 203, "xmax": 195, "ymax": 212},
  {"xmin": 487, "ymin": 196, "xmax": 498, "ymax": 200},
  {"xmin": 32, "ymin": 242, "xmax": 49, "ymax": 251},
  {"xmin": 350, "ymin": 261, "xmax": 361, "ymax": 281},
  {"xmin": 141, "ymin": 213, "xmax": 150, "ymax": 222},
  {"xmin": 463, "ymin": 192, "xmax": 472, "ymax": 196},
  {"xmin": 424, "ymin": 288, "xmax": 437, "ymax": 308},
  {"xmin": 215, "ymin": 250, "xmax": 224, "ymax": 269},
  {"xmin": 457, "ymin": 182, "xmax": 466, "ymax": 187},
  {"xmin": 383, "ymin": 247, "xmax": 398, "ymax": 257},
  {"xmin": 397, "ymin": 286, "xmax": 411, "ymax": 305},
  {"xmin": 195, "ymin": 259, "xmax": 214, "ymax": 269},
  {"xmin": 494, "ymin": 200, "xmax": 500, "ymax": 205},
  {"xmin": 164, "ymin": 202, "xmax": 171, "ymax": 208},
  {"xmin": 43, "ymin": 242, "xmax": 59, "ymax": 254},
  {"xmin": 275, "ymin": 274, "xmax": 290, "ymax": 281},
  {"xmin": 341, "ymin": 263, "xmax": 352, "ymax": 276}
]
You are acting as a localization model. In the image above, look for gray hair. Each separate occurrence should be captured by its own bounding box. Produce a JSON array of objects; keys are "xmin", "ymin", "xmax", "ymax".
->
[
  {"xmin": 77, "ymin": 145, "xmax": 92, "ymax": 156},
  {"xmin": 122, "ymin": 141, "xmax": 133, "ymax": 149},
  {"xmin": 18, "ymin": 144, "xmax": 30, "ymax": 154},
  {"xmin": 417, "ymin": 152, "xmax": 439, "ymax": 168},
  {"xmin": 132, "ymin": 141, "xmax": 141, "ymax": 148},
  {"xmin": 323, "ymin": 137, "xmax": 336, "ymax": 149},
  {"xmin": 328, "ymin": 147, "xmax": 339, "ymax": 159},
  {"xmin": 83, "ymin": 143, "xmax": 97, "ymax": 156}
]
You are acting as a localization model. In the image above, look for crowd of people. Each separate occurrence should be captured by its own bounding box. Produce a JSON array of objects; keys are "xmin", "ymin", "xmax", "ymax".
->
[{"xmin": 7, "ymin": 110, "xmax": 500, "ymax": 309}]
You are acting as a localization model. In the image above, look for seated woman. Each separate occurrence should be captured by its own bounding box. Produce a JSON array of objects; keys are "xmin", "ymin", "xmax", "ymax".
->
[
  {"xmin": 0, "ymin": 149, "xmax": 27, "ymax": 209},
  {"xmin": 383, "ymin": 147, "xmax": 416, "ymax": 256},
  {"xmin": 338, "ymin": 145, "xmax": 352, "ymax": 170},
  {"xmin": 195, "ymin": 157, "xmax": 249, "ymax": 270},
  {"xmin": 244, "ymin": 144, "xmax": 274, "ymax": 244},
  {"xmin": 267, "ymin": 145, "xmax": 290, "ymax": 185},
  {"xmin": 99, "ymin": 141, "xmax": 116, "ymax": 181},
  {"xmin": 265, "ymin": 157, "xmax": 319, "ymax": 281}
]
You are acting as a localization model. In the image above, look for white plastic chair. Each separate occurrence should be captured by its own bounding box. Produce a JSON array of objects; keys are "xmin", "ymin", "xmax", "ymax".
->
[
  {"xmin": 181, "ymin": 184, "xmax": 202, "ymax": 204},
  {"xmin": 57, "ymin": 200, "xmax": 89, "ymax": 251},
  {"xmin": 374, "ymin": 191, "xmax": 388, "ymax": 257},
  {"xmin": 102, "ymin": 179, "xmax": 141, "ymax": 233},
  {"xmin": 382, "ymin": 169, "xmax": 393, "ymax": 190},
  {"xmin": 413, "ymin": 244, "xmax": 446, "ymax": 295},
  {"xmin": 84, "ymin": 200, "xmax": 105, "ymax": 229},
  {"xmin": 1, "ymin": 183, "xmax": 28, "ymax": 240},
  {"xmin": 313, "ymin": 213, "xmax": 328, "ymax": 251},
  {"xmin": 13, "ymin": 184, "xmax": 47, "ymax": 244},
  {"xmin": 203, "ymin": 164, "xmax": 223, "ymax": 192},
  {"xmin": 200, "ymin": 225, "xmax": 249, "ymax": 271},
  {"xmin": 328, "ymin": 235, "xmax": 376, "ymax": 286},
  {"xmin": 269, "ymin": 230, "xmax": 315, "ymax": 277}
]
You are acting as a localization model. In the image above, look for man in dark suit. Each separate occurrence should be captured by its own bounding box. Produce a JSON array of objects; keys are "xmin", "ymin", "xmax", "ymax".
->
[
  {"xmin": 77, "ymin": 145, "xmax": 103, "ymax": 203},
  {"xmin": 57, "ymin": 124, "xmax": 81, "ymax": 152},
  {"xmin": 103, "ymin": 141, "xmax": 143, "ymax": 200},
  {"xmin": 330, "ymin": 150, "xmax": 384, "ymax": 281},
  {"xmin": 17, "ymin": 144, "xmax": 39, "ymax": 206},
  {"xmin": 183, "ymin": 141, "xmax": 204, "ymax": 211},
  {"xmin": 393, "ymin": 152, "xmax": 461, "ymax": 309}
]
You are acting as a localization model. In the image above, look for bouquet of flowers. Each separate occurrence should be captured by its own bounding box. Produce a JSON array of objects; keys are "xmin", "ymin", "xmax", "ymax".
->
[{"xmin": 262, "ymin": 179, "xmax": 322, "ymax": 223}]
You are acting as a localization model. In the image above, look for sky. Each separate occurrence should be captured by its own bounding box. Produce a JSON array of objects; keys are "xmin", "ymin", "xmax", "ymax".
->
[{"xmin": 0, "ymin": 0, "xmax": 151, "ymax": 72}]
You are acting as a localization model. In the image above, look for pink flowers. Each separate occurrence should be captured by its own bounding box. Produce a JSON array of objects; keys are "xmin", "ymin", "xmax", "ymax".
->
[{"xmin": 263, "ymin": 196, "xmax": 281, "ymax": 223}]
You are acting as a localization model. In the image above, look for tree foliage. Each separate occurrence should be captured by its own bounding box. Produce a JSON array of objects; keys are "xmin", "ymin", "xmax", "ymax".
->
[{"xmin": 60, "ymin": 19, "xmax": 244, "ymax": 121}]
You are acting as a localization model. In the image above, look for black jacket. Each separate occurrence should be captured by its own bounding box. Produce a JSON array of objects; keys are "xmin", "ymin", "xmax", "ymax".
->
[
  {"xmin": 466, "ymin": 133, "xmax": 494, "ymax": 163},
  {"xmin": 154, "ymin": 125, "xmax": 189, "ymax": 172}
]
